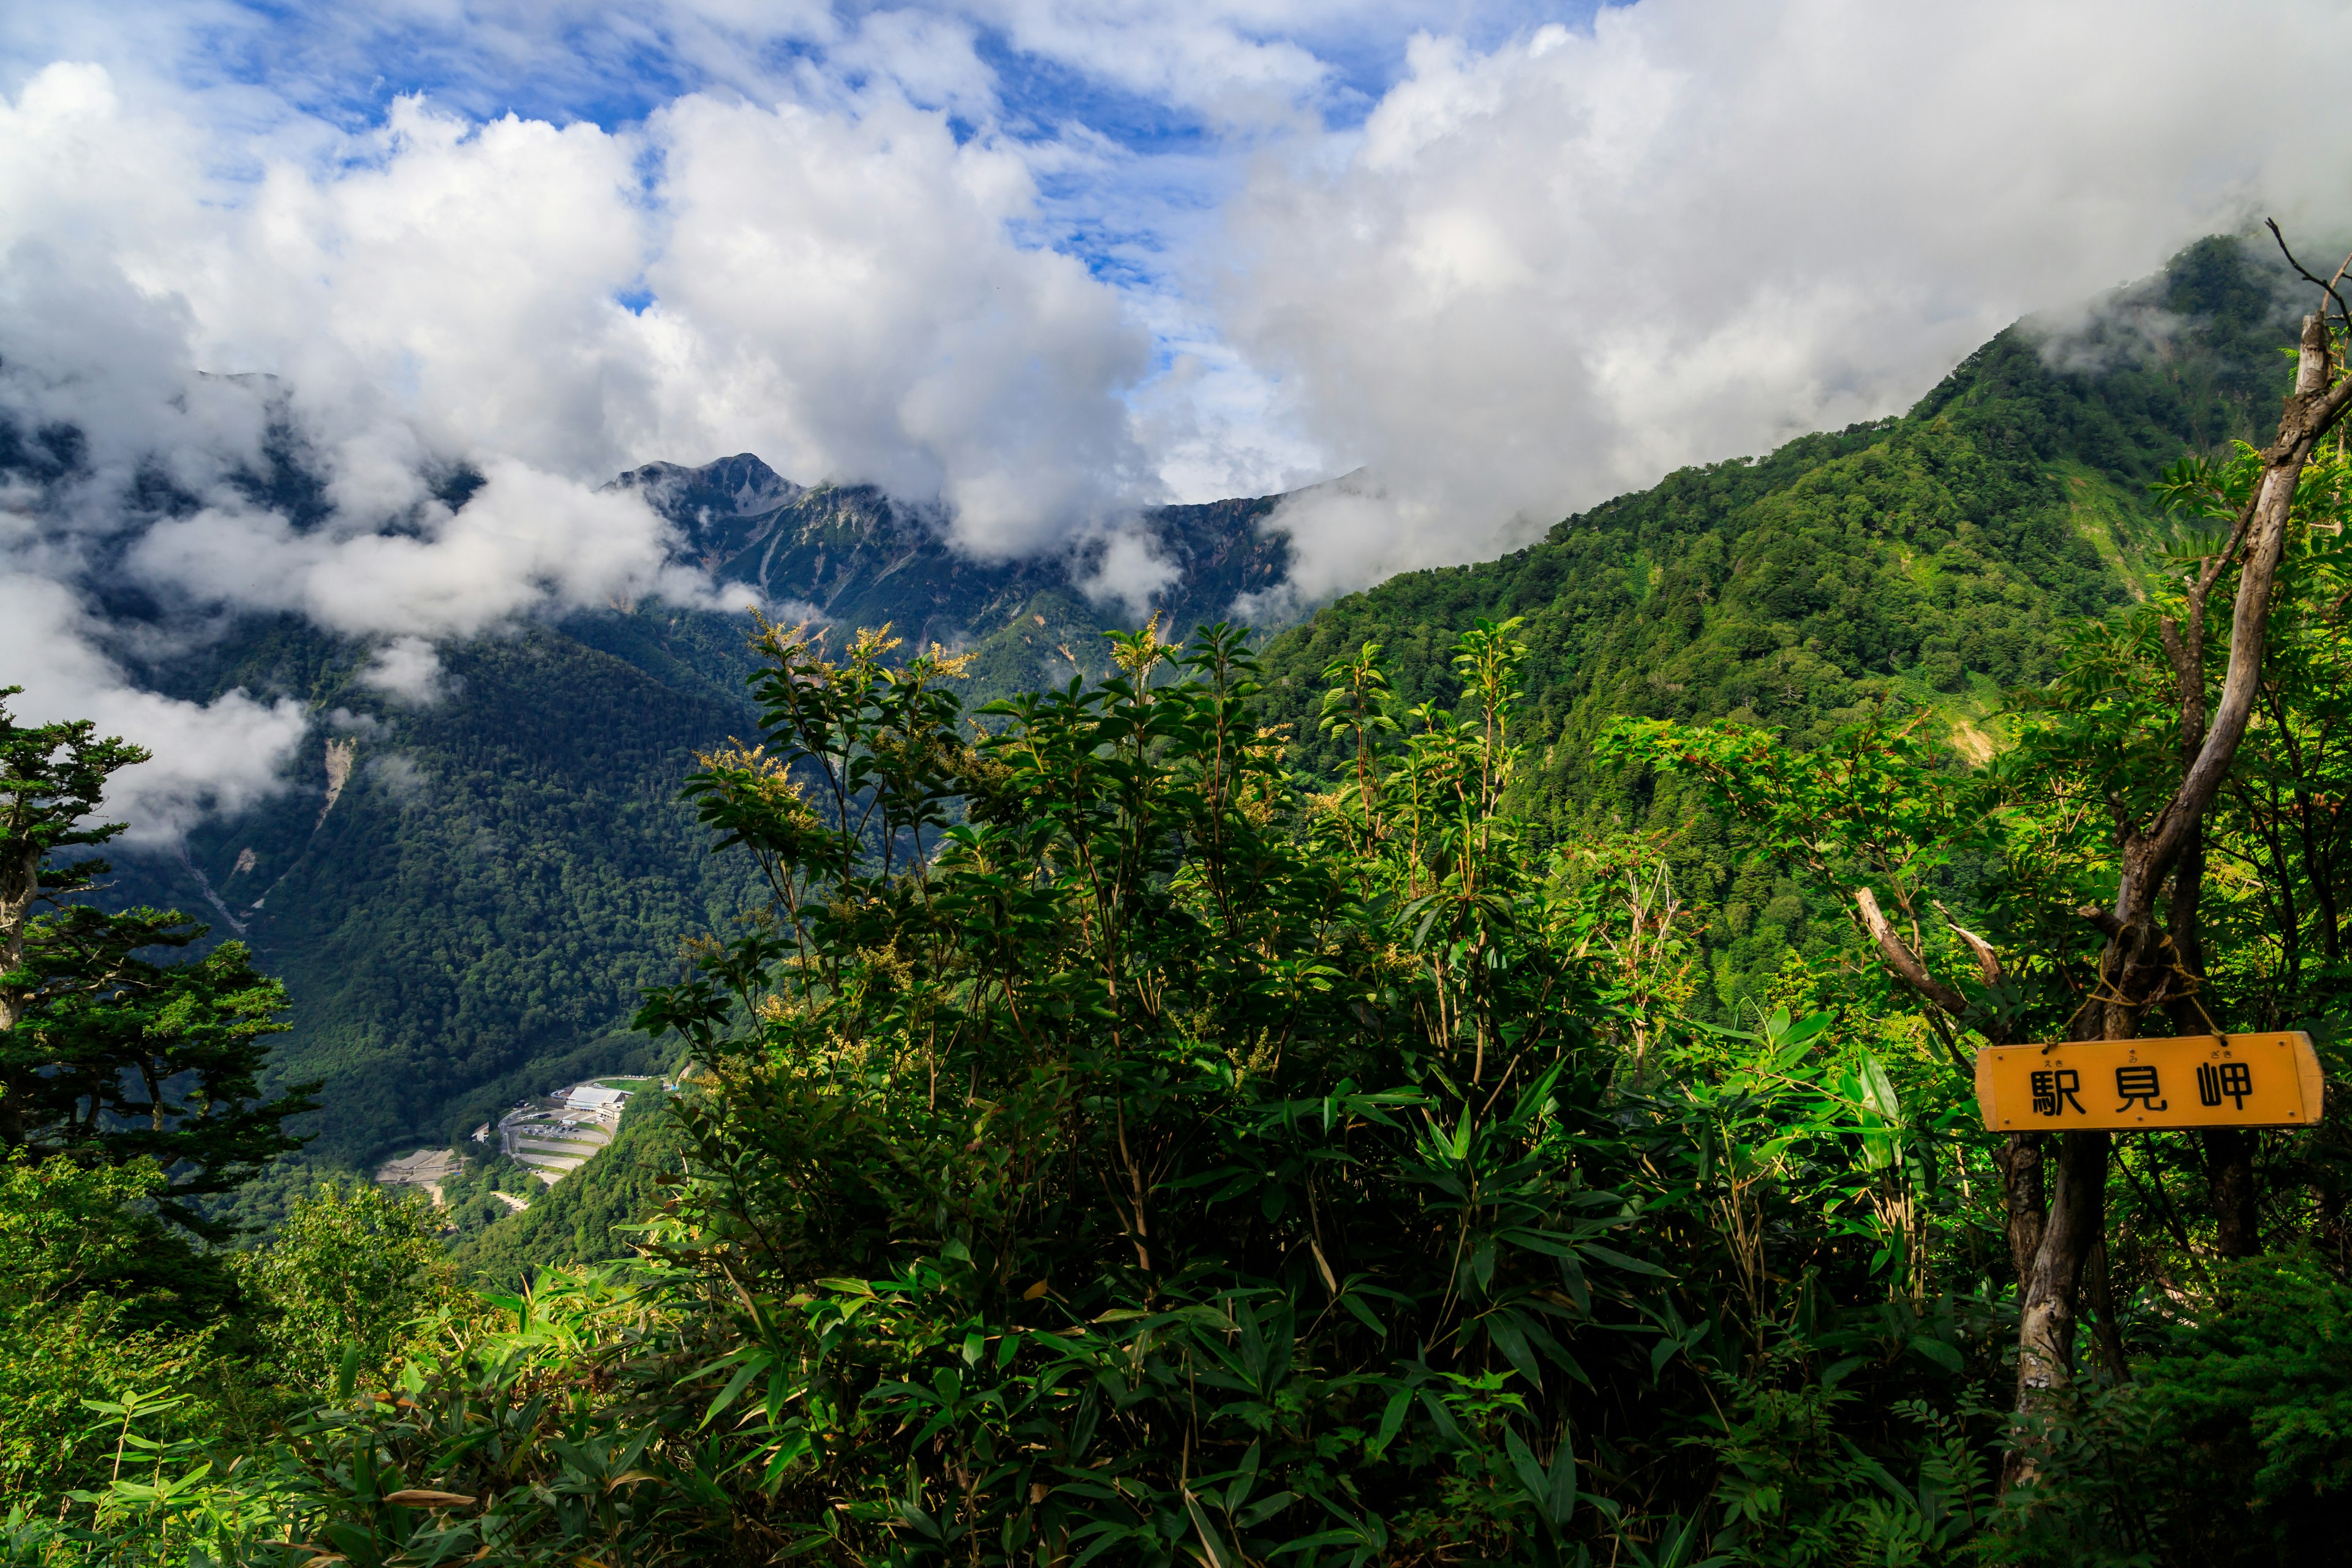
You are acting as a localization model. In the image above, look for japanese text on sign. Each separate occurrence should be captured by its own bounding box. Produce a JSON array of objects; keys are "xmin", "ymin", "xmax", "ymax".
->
[{"xmin": 1975, "ymin": 1033, "xmax": 2322, "ymax": 1132}]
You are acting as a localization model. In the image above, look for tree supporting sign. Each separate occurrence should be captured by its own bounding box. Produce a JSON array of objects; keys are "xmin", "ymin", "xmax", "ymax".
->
[{"xmin": 1975, "ymin": 1033, "xmax": 2323, "ymax": 1131}]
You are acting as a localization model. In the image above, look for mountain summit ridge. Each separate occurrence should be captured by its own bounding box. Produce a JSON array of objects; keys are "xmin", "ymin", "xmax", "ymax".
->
[{"xmin": 611, "ymin": 452, "xmax": 1298, "ymax": 648}]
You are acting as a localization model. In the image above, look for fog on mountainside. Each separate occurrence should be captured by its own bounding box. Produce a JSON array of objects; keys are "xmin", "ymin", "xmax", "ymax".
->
[
  {"xmin": 605, "ymin": 453, "xmax": 1294, "ymax": 654},
  {"xmin": 1257, "ymin": 235, "xmax": 2303, "ymax": 1005}
]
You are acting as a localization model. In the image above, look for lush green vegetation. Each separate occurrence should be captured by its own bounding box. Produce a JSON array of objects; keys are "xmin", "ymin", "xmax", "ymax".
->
[
  {"xmin": 100, "ymin": 615, "xmax": 771, "ymax": 1233},
  {"xmin": 127, "ymin": 576, "xmax": 1237, "ymax": 1218},
  {"xmin": 74, "ymin": 239, "xmax": 2290, "ymax": 1222},
  {"xmin": 1, "ymin": 694, "xmax": 314, "ymax": 1252},
  {"xmin": 1256, "ymin": 236, "xmax": 2301, "ymax": 1017},
  {"xmin": 16, "ymin": 372, "xmax": 2352, "ymax": 1557},
  {"xmin": 452, "ymin": 1091, "xmax": 690, "ymax": 1289},
  {"xmin": 14, "ymin": 236, "xmax": 2352, "ymax": 1565}
]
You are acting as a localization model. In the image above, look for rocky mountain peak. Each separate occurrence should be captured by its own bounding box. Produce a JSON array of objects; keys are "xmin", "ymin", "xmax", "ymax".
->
[{"xmin": 616, "ymin": 453, "xmax": 1300, "ymax": 647}]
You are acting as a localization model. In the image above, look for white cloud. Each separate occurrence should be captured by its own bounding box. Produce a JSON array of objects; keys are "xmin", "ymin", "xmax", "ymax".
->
[
  {"xmin": 639, "ymin": 89, "xmax": 1156, "ymax": 556},
  {"xmin": 1073, "ymin": 522, "xmax": 1178, "ymax": 619},
  {"xmin": 1216, "ymin": 0, "xmax": 2352, "ymax": 593},
  {"xmin": 356, "ymin": 637, "xmax": 445, "ymax": 705},
  {"xmin": 0, "ymin": 53, "xmax": 1164, "ymax": 537},
  {"xmin": 0, "ymin": 51, "xmax": 1153, "ymax": 834},
  {"xmin": 0, "ymin": 573, "xmax": 307, "ymax": 845},
  {"xmin": 965, "ymin": 0, "xmax": 1337, "ymax": 125},
  {"xmin": 125, "ymin": 458, "xmax": 757, "ymax": 638}
]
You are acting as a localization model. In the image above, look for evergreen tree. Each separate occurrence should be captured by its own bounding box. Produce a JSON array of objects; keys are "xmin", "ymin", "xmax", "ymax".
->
[{"xmin": 0, "ymin": 689, "xmax": 314, "ymax": 1234}]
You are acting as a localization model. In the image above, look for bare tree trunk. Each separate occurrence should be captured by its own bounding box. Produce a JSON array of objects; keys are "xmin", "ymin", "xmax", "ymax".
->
[
  {"xmin": 0, "ymin": 837, "xmax": 37, "ymax": 1147},
  {"xmin": 2016, "ymin": 1129, "xmax": 2108, "ymax": 1401},
  {"xmin": 2003, "ymin": 313, "xmax": 2347, "ymax": 1480},
  {"xmin": 1835, "ymin": 312, "xmax": 2347, "ymax": 1496},
  {"xmin": 1994, "ymin": 1133, "xmax": 2045, "ymax": 1284},
  {"xmin": 0, "ymin": 838, "xmax": 36, "ymax": 1028}
]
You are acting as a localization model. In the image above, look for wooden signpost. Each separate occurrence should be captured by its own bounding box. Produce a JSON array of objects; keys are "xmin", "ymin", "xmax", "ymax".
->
[{"xmin": 1975, "ymin": 1032, "xmax": 2324, "ymax": 1132}]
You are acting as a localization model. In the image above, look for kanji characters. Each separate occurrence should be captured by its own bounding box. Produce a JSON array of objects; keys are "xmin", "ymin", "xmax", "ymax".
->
[
  {"xmin": 2198, "ymin": 1060, "xmax": 2254, "ymax": 1110},
  {"xmin": 2030, "ymin": 1067, "xmax": 2085, "ymax": 1117},
  {"xmin": 2114, "ymin": 1065, "xmax": 2167, "ymax": 1112}
]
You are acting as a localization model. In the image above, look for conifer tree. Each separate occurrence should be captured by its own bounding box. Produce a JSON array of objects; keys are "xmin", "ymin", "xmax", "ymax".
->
[{"xmin": 0, "ymin": 688, "xmax": 314, "ymax": 1234}]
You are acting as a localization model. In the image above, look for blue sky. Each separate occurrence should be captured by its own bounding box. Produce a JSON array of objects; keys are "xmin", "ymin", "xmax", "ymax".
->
[
  {"xmin": 147, "ymin": 1, "xmax": 1585, "ymax": 129},
  {"xmin": 31, "ymin": 0, "xmax": 1597, "ymax": 325}
]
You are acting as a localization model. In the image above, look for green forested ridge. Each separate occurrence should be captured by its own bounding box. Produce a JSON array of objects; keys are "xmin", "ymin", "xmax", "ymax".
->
[
  {"xmin": 1256, "ymin": 236, "xmax": 2299, "ymax": 1014},
  {"xmin": 32, "ymin": 238, "xmax": 2301, "ymax": 1242},
  {"xmin": 18, "ymin": 439, "xmax": 2352, "ymax": 1567}
]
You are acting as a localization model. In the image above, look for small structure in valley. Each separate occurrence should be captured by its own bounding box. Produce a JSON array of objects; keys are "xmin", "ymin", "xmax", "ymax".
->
[
  {"xmin": 496, "ymin": 1079, "xmax": 650, "ymax": 1185},
  {"xmin": 564, "ymin": 1084, "xmax": 631, "ymax": 1116}
]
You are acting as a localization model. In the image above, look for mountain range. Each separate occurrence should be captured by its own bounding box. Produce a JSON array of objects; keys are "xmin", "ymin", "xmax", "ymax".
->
[
  {"xmin": 608, "ymin": 454, "xmax": 1292, "ymax": 663},
  {"xmin": 20, "ymin": 233, "xmax": 2305, "ymax": 1230}
]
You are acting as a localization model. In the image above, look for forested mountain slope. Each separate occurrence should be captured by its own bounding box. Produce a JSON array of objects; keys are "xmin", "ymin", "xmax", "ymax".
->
[
  {"xmin": 1257, "ymin": 236, "xmax": 2299, "ymax": 1013},
  {"xmin": 73, "ymin": 470, "xmax": 1301, "ymax": 1213},
  {"xmin": 104, "ymin": 616, "xmax": 770, "ymax": 1226},
  {"xmin": 15, "ymin": 227, "xmax": 2348, "ymax": 1567},
  {"xmin": 448, "ymin": 1088, "xmax": 688, "ymax": 1287},
  {"xmin": 39, "ymin": 234, "xmax": 2299, "ymax": 1218}
]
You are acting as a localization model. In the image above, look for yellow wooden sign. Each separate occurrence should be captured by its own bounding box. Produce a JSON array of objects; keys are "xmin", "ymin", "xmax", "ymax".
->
[{"xmin": 1975, "ymin": 1033, "xmax": 2324, "ymax": 1132}]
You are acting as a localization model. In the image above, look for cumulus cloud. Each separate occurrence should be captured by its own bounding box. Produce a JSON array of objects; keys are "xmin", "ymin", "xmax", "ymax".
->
[
  {"xmin": 1216, "ymin": 0, "xmax": 2352, "ymax": 593},
  {"xmin": 0, "ymin": 50, "xmax": 1151, "ymax": 834},
  {"xmin": 0, "ymin": 47, "xmax": 1169, "ymax": 505},
  {"xmin": 641, "ymin": 89, "xmax": 1155, "ymax": 556},
  {"xmin": 0, "ymin": 573, "xmax": 307, "ymax": 844}
]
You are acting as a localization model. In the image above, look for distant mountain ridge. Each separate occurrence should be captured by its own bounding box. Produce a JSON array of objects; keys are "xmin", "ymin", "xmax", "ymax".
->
[
  {"xmin": 0, "ymin": 431, "xmax": 1303, "ymax": 1219},
  {"xmin": 610, "ymin": 454, "xmax": 1295, "ymax": 656}
]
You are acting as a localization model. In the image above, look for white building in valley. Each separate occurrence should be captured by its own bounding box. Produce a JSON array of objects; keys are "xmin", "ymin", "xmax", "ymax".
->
[{"xmin": 564, "ymin": 1084, "xmax": 631, "ymax": 1116}]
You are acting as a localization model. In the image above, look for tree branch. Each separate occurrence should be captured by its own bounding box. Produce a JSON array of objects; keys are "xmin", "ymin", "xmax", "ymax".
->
[
  {"xmin": 2132, "ymin": 315, "xmax": 2352, "ymax": 916},
  {"xmin": 2158, "ymin": 614, "xmax": 2205, "ymax": 765},
  {"xmin": 1854, "ymin": 886, "xmax": 1971, "ymax": 1016},
  {"xmin": 2075, "ymin": 903, "xmax": 2125, "ymax": 938},
  {"xmin": 1936, "ymin": 903, "xmax": 2004, "ymax": 986},
  {"xmin": 2268, "ymin": 220, "xmax": 2352, "ymax": 339}
]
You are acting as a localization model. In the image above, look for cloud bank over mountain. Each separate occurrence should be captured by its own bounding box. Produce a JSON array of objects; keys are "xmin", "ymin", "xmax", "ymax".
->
[
  {"xmin": 1219, "ymin": 0, "xmax": 2352, "ymax": 597},
  {"xmin": 4, "ymin": 0, "xmax": 2352, "ymax": 832}
]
